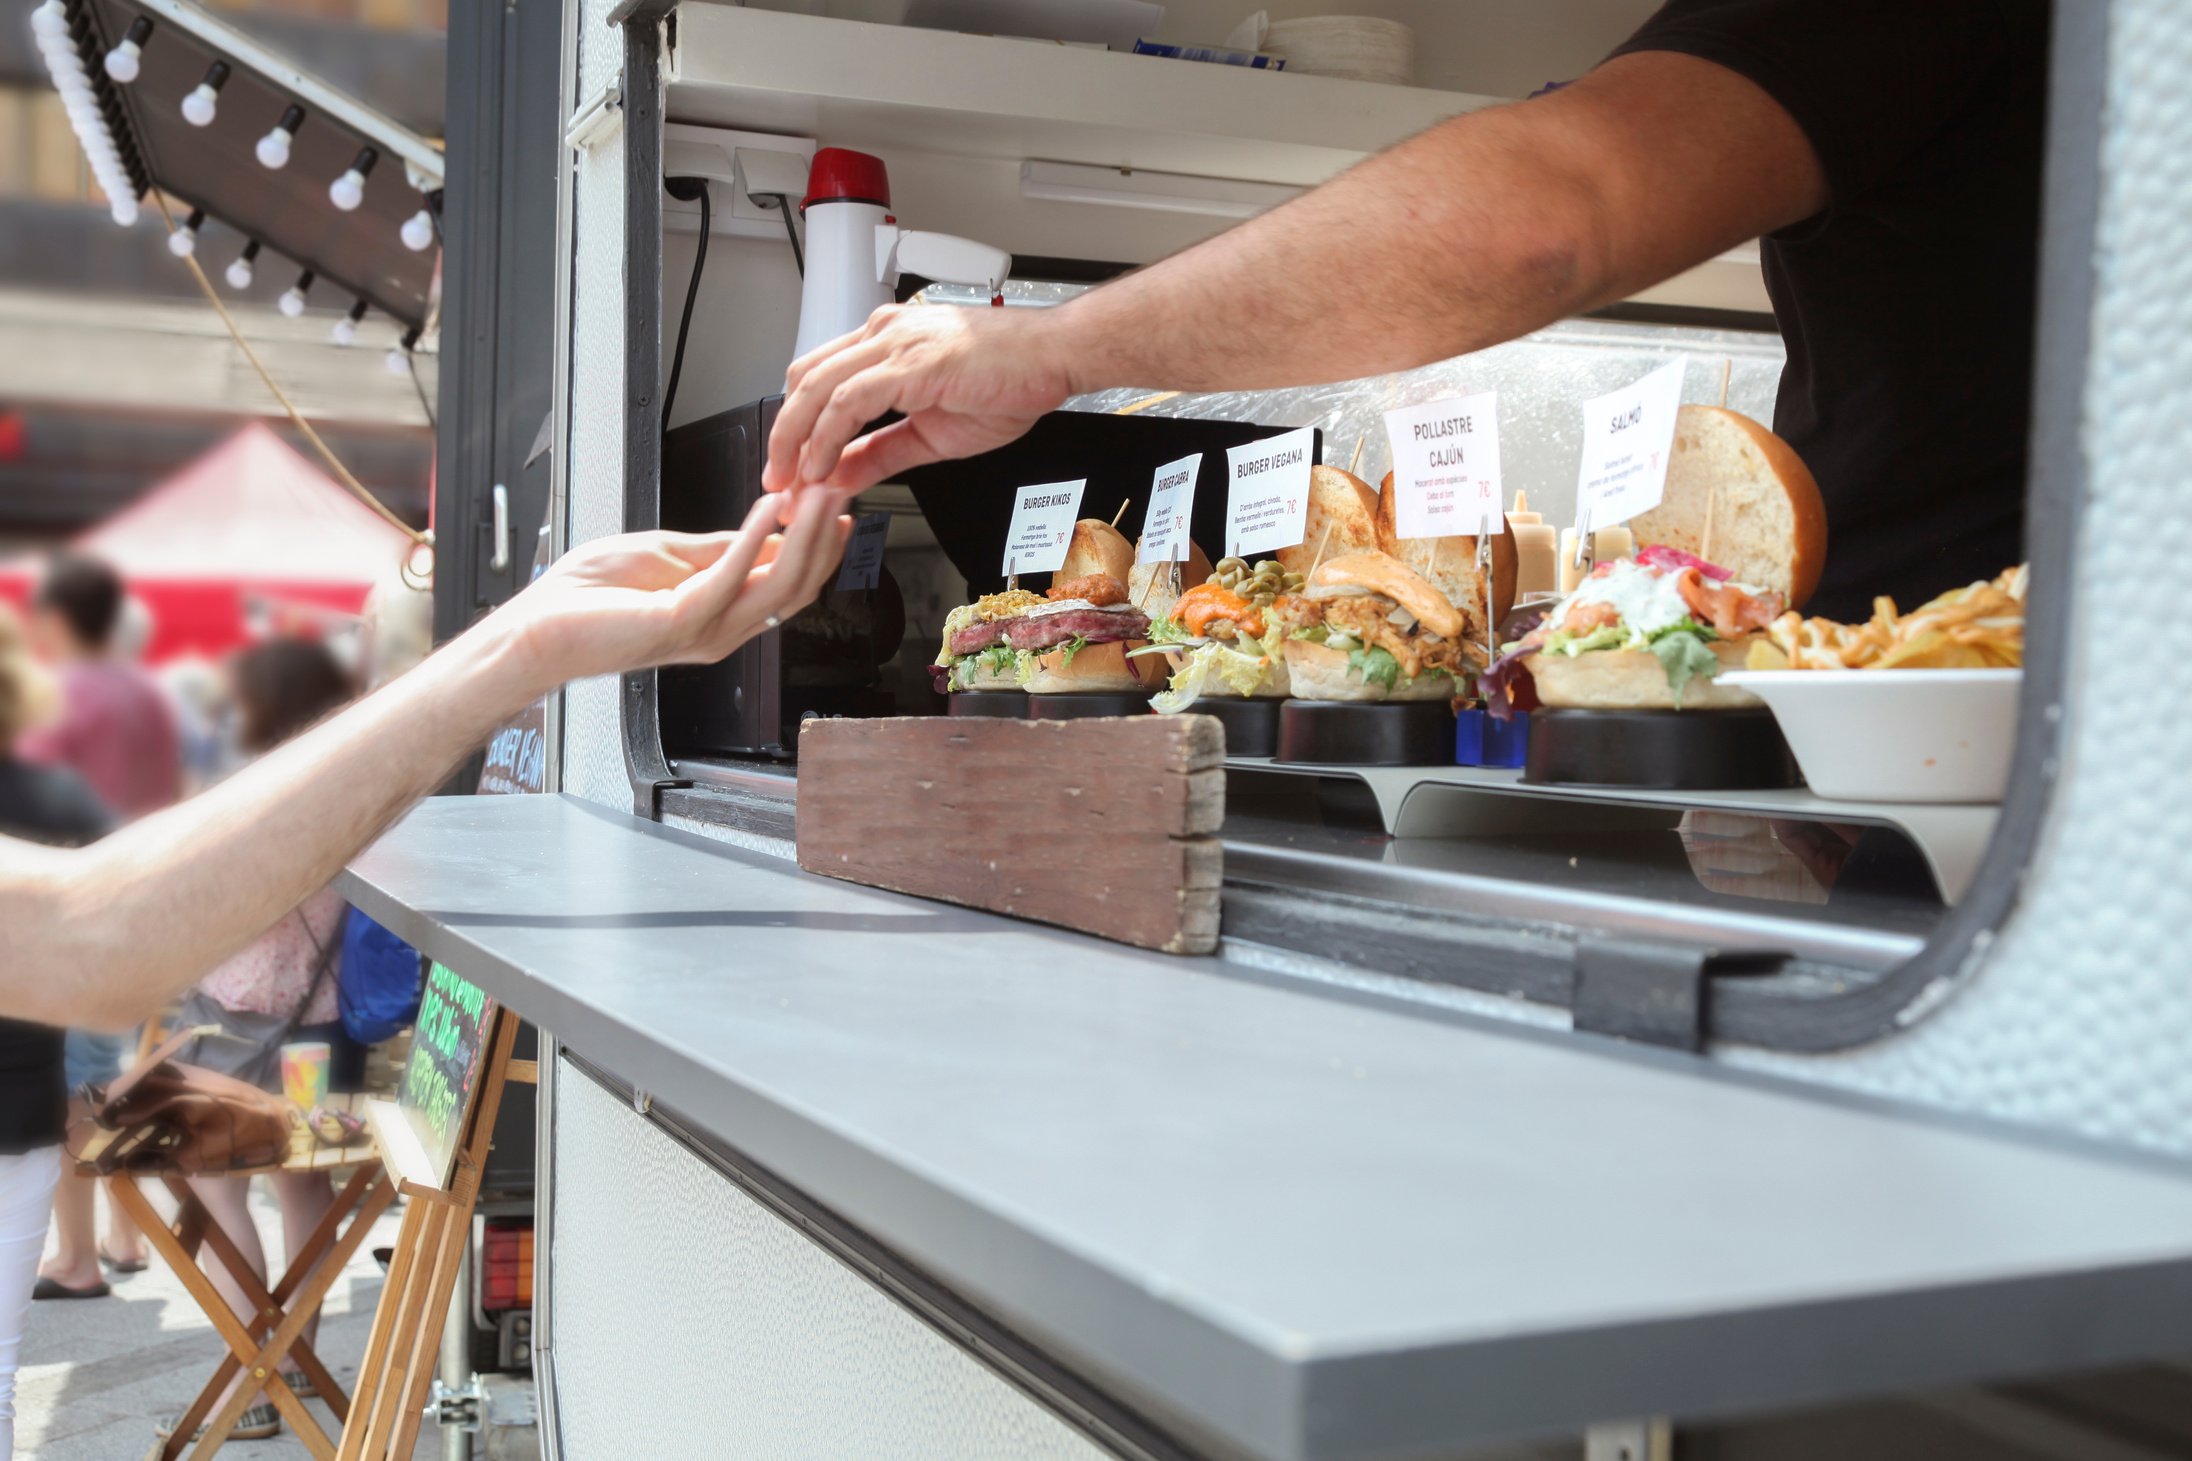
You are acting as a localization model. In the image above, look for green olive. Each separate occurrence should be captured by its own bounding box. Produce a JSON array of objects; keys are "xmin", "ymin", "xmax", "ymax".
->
[{"xmin": 1215, "ymin": 557, "xmax": 1248, "ymax": 578}]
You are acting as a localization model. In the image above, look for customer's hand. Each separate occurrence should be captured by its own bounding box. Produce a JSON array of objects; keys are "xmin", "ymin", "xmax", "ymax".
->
[
  {"xmin": 499, "ymin": 490, "xmax": 852, "ymax": 686},
  {"xmin": 764, "ymin": 304, "xmax": 1076, "ymax": 497}
]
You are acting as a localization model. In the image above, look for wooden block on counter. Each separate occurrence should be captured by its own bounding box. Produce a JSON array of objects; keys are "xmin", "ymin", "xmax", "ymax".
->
[{"xmin": 796, "ymin": 715, "xmax": 1224, "ymax": 955}]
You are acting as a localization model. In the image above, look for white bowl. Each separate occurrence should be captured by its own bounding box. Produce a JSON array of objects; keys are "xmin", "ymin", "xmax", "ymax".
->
[{"xmin": 1717, "ymin": 669, "xmax": 2022, "ymax": 804}]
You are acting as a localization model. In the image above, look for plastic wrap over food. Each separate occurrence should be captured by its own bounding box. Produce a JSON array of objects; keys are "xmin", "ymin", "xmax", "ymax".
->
[
  {"xmin": 1070, "ymin": 321, "xmax": 1785, "ymax": 530},
  {"xmin": 917, "ymin": 286, "xmax": 1785, "ymax": 528}
]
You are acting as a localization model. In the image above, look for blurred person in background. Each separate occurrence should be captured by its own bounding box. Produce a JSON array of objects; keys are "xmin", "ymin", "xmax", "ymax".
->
[
  {"xmin": 20, "ymin": 552, "xmax": 176, "ymax": 1298},
  {"xmin": 0, "ymin": 605, "xmax": 113, "ymax": 1460},
  {"xmin": 158, "ymin": 656, "xmax": 234, "ymax": 794},
  {"xmin": 161, "ymin": 638, "xmax": 358, "ymax": 1446}
]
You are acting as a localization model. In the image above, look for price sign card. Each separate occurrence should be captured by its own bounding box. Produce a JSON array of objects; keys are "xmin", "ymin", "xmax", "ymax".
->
[
  {"xmin": 1001, "ymin": 478, "xmax": 1086, "ymax": 576},
  {"xmin": 1224, "ymin": 427, "xmax": 1315, "ymax": 558},
  {"xmin": 1138, "ymin": 453, "xmax": 1201, "ymax": 565},
  {"xmin": 834, "ymin": 511, "xmax": 891, "ymax": 591},
  {"xmin": 1384, "ymin": 393, "xmax": 1504, "ymax": 538},
  {"xmin": 1574, "ymin": 359, "xmax": 1686, "ymax": 533}
]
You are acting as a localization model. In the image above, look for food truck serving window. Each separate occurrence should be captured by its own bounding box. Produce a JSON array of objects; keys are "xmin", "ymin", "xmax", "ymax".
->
[{"xmin": 622, "ymin": 1, "xmax": 2085, "ymax": 1058}]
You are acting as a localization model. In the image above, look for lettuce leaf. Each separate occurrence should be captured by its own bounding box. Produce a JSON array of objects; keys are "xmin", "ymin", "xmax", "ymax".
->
[
  {"xmin": 1152, "ymin": 640, "xmax": 1279, "ymax": 713},
  {"xmin": 1543, "ymin": 624, "xmax": 1625, "ymax": 658},
  {"xmin": 1057, "ymin": 635, "xmax": 1089, "ymax": 669},
  {"xmin": 1148, "ymin": 616, "xmax": 1198, "ymax": 646},
  {"xmin": 975, "ymin": 645, "xmax": 1018, "ymax": 676},
  {"xmin": 1348, "ymin": 645, "xmax": 1402, "ymax": 690},
  {"xmin": 1647, "ymin": 616, "xmax": 1715, "ymax": 644},
  {"xmin": 1650, "ymin": 630, "xmax": 1721, "ymax": 708}
]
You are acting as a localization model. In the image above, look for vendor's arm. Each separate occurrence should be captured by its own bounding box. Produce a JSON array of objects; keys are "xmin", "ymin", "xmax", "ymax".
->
[
  {"xmin": 0, "ymin": 491, "xmax": 851, "ymax": 1031},
  {"xmin": 767, "ymin": 50, "xmax": 1826, "ymax": 495}
]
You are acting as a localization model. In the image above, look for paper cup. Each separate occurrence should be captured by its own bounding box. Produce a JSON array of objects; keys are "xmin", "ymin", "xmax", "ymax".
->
[{"xmin": 281, "ymin": 1041, "xmax": 332, "ymax": 1110}]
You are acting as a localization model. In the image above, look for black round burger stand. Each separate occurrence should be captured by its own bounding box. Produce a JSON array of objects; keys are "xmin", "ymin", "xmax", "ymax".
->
[
  {"xmin": 1190, "ymin": 697, "xmax": 1284, "ymax": 758},
  {"xmin": 1523, "ymin": 708, "xmax": 1801, "ymax": 790},
  {"xmin": 947, "ymin": 691, "xmax": 1030, "ymax": 718},
  {"xmin": 1275, "ymin": 700, "xmax": 1457, "ymax": 766}
]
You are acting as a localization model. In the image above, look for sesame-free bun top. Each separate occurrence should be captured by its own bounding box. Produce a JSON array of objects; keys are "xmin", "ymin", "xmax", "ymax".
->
[
  {"xmin": 1126, "ymin": 538, "xmax": 1214, "ymax": 620},
  {"xmin": 1275, "ymin": 467, "xmax": 1378, "ymax": 577},
  {"xmin": 1054, "ymin": 519, "xmax": 1135, "ymax": 586},
  {"xmin": 1307, "ymin": 552, "xmax": 1466, "ymax": 641},
  {"xmin": 1375, "ymin": 469, "xmax": 1517, "ymax": 649},
  {"xmin": 1626, "ymin": 407, "xmax": 1828, "ymax": 607}
]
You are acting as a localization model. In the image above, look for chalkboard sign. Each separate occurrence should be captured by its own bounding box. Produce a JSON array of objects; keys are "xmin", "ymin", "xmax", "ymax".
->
[{"xmin": 397, "ymin": 962, "xmax": 498, "ymax": 1189}]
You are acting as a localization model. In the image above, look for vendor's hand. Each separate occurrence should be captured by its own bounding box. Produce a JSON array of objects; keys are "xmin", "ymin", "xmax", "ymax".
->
[
  {"xmin": 499, "ymin": 491, "xmax": 851, "ymax": 687},
  {"xmin": 764, "ymin": 304, "xmax": 1076, "ymax": 497}
]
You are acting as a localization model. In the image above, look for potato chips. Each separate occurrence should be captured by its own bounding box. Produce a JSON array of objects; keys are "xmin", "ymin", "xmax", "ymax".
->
[{"xmin": 1748, "ymin": 565, "xmax": 2027, "ymax": 671}]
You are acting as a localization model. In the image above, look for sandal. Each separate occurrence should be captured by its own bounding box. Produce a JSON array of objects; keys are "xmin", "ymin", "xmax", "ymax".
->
[
  {"xmin": 156, "ymin": 1402, "xmax": 281, "ymax": 1443},
  {"xmin": 99, "ymin": 1244, "xmax": 150, "ymax": 1275},
  {"xmin": 280, "ymin": 1370, "xmax": 316, "ymax": 1400},
  {"xmin": 32, "ymin": 1274, "xmax": 109, "ymax": 1301}
]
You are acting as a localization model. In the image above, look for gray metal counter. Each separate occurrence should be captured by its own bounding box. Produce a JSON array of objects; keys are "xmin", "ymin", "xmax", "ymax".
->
[{"xmin": 340, "ymin": 794, "xmax": 2192, "ymax": 1460}]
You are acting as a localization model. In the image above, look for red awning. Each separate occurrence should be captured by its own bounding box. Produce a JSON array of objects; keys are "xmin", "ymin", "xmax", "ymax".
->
[{"xmin": 0, "ymin": 422, "xmax": 414, "ymax": 663}]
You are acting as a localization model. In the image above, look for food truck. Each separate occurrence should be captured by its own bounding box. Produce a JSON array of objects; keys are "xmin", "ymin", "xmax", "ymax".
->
[{"xmin": 347, "ymin": 0, "xmax": 2191, "ymax": 1455}]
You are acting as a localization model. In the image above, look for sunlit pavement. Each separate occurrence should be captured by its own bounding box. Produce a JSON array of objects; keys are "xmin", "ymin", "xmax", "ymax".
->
[{"xmin": 20, "ymin": 1180, "xmax": 440, "ymax": 1459}]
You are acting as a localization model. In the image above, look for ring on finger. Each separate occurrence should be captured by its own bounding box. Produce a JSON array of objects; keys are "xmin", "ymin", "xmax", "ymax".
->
[{"xmin": 764, "ymin": 614, "xmax": 781, "ymax": 629}]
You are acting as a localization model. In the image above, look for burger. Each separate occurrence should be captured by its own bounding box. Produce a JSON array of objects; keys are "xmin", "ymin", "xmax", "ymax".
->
[
  {"xmin": 1483, "ymin": 407, "xmax": 1827, "ymax": 715},
  {"xmin": 1271, "ymin": 553, "xmax": 1477, "ymax": 702},
  {"xmin": 1142, "ymin": 554, "xmax": 1299, "ymax": 713},
  {"xmin": 932, "ymin": 519, "xmax": 1163, "ymax": 695},
  {"xmin": 1489, "ymin": 547, "xmax": 1786, "ymax": 712}
]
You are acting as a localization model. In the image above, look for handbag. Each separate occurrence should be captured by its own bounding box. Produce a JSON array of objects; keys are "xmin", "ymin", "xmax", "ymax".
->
[
  {"xmin": 175, "ymin": 908, "xmax": 341, "ymax": 1090},
  {"xmin": 66, "ymin": 907, "xmax": 338, "ymax": 1174},
  {"xmin": 67, "ymin": 1025, "xmax": 293, "ymax": 1174},
  {"xmin": 337, "ymin": 907, "xmax": 424, "ymax": 1046}
]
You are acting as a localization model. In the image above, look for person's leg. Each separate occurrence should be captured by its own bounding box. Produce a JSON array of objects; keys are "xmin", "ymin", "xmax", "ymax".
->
[
  {"xmin": 33, "ymin": 1098, "xmax": 103, "ymax": 1295},
  {"xmin": 101, "ymin": 1175, "xmax": 147, "ymax": 1268},
  {"xmin": 40, "ymin": 1030, "xmax": 129, "ymax": 1293},
  {"xmin": 271, "ymin": 1172, "xmax": 334, "ymax": 1364},
  {"xmin": 163, "ymin": 1176, "xmax": 281, "ymax": 1441},
  {"xmin": 0, "ymin": 1146, "xmax": 63, "ymax": 1461}
]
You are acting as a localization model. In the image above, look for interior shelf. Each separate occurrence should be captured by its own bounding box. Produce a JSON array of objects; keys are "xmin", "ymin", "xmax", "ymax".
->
[
  {"xmin": 664, "ymin": 5, "xmax": 1770, "ymax": 314},
  {"xmin": 668, "ymin": 4, "xmax": 1502, "ymax": 185},
  {"xmin": 1229, "ymin": 758, "xmax": 2000, "ymax": 905}
]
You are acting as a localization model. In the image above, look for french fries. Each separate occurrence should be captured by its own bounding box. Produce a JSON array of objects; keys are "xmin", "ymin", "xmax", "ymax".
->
[{"xmin": 1748, "ymin": 564, "xmax": 2027, "ymax": 671}]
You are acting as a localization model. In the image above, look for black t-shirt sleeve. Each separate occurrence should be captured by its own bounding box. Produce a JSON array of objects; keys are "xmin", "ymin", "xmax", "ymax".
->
[{"xmin": 1610, "ymin": 0, "xmax": 2015, "ymax": 212}]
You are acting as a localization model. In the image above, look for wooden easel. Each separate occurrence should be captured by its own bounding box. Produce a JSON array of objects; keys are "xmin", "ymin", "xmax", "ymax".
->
[{"xmin": 341, "ymin": 1007, "xmax": 528, "ymax": 1460}]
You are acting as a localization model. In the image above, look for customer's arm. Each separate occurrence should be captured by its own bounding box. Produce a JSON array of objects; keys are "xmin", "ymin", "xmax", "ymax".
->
[
  {"xmin": 0, "ymin": 491, "xmax": 849, "ymax": 1030},
  {"xmin": 766, "ymin": 50, "xmax": 1827, "ymax": 494}
]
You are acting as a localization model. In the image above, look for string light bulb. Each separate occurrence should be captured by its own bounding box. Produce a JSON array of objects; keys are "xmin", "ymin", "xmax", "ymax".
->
[
  {"xmin": 29, "ymin": 3, "xmax": 67, "ymax": 40},
  {"xmin": 329, "ymin": 145, "xmax": 378, "ymax": 211},
  {"xmin": 400, "ymin": 207, "xmax": 434, "ymax": 252},
  {"xmin": 104, "ymin": 16, "xmax": 152, "ymax": 82},
  {"xmin": 278, "ymin": 269, "xmax": 315, "ymax": 318},
  {"xmin": 331, "ymin": 299, "xmax": 367, "ymax": 347},
  {"xmin": 256, "ymin": 104, "xmax": 304, "ymax": 170},
  {"xmin": 168, "ymin": 208, "xmax": 205, "ymax": 258},
  {"xmin": 225, "ymin": 239, "xmax": 260, "ymax": 290},
  {"xmin": 180, "ymin": 60, "xmax": 228, "ymax": 127}
]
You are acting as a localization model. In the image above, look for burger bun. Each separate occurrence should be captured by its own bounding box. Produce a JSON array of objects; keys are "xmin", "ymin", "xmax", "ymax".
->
[
  {"xmin": 1282, "ymin": 639, "xmax": 1457, "ymax": 703},
  {"xmin": 1275, "ymin": 467, "xmax": 1378, "ymax": 578},
  {"xmin": 1626, "ymin": 407, "xmax": 1827, "ymax": 607},
  {"xmin": 1126, "ymin": 538, "xmax": 1214, "ymax": 622},
  {"xmin": 1054, "ymin": 519, "xmax": 1135, "ymax": 585},
  {"xmin": 1021, "ymin": 638, "xmax": 1164, "ymax": 695},
  {"xmin": 1529, "ymin": 639, "xmax": 1762, "ymax": 711}
]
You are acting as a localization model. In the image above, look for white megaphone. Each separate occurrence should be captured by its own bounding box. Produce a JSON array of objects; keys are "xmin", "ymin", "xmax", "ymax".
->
[{"xmin": 793, "ymin": 147, "xmax": 1014, "ymax": 359}]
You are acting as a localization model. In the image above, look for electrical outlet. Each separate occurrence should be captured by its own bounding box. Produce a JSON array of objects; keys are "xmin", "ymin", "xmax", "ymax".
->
[{"xmin": 661, "ymin": 123, "xmax": 817, "ymax": 240}]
